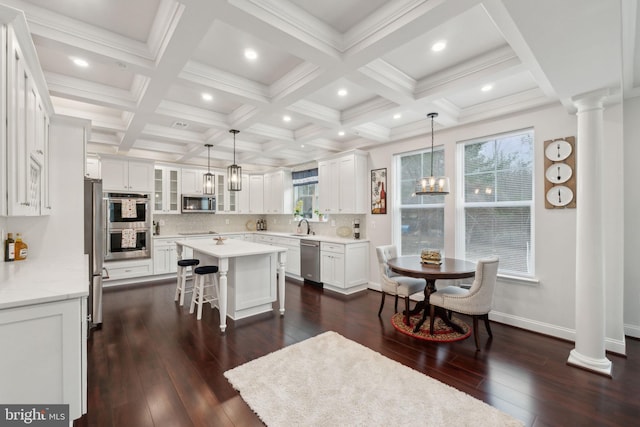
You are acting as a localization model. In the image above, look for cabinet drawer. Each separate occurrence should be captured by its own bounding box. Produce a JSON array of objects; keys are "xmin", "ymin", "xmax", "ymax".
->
[
  {"xmin": 154, "ymin": 238, "xmax": 181, "ymax": 247},
  {"xmin": 321, "ymin": 242, "xmax": 344, "ymax": 254},
  {"xmin": 104, "ymin": 261, "xmax": 152, "ymax": 280},
  {"xmin": 274, "ymin": 237, "xmax": 299, "ymax": 247}
]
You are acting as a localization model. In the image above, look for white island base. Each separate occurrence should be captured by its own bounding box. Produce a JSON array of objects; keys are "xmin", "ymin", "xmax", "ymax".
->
[{"xmin": 177, "ymin": 239, "xmax": 287, "ymax": 332}]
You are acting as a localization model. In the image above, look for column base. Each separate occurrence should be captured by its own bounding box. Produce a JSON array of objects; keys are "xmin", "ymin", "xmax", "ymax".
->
[{"xmin": 567, "ymin": 349, "xmax": 612, "ymax": 377}]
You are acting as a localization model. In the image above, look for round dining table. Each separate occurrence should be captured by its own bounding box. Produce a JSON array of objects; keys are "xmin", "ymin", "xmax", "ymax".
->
[{"xmin": 387, "ymin": 256, "xmax": 477, "ymax": 333}]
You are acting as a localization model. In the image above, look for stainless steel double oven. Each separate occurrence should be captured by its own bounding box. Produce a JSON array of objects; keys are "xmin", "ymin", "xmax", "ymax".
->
[{"xmin": 105, "ymin": 193, "xmax": 151, "ymax": 260}]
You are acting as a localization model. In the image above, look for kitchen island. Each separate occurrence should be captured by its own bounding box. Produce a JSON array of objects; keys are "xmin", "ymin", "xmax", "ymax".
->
[{"xmin": 176, "ymin": 238, "xmax": 287, "ymax": 332}]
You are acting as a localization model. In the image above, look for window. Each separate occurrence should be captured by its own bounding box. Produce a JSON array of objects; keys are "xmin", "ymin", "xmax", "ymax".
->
[
  {"xmin": 293, "ymin": 168, "xmax": 318, "ymax": 218},
  {"xmin": 459, "ymin": 129, "xmax": 534, "ymax": 276},
  {"xmin": 395, "ymin": 147, "xmax": 445, "ymax": 255}
]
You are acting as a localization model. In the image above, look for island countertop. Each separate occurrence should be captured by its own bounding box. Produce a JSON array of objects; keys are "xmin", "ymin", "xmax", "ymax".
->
[
  {"xmin": 0, "ymin": 254, "xmax": 89, "ymax": 310},
  {"xmin": 178, "ymin": 237, "xmax": 288, "ymax": 257}
]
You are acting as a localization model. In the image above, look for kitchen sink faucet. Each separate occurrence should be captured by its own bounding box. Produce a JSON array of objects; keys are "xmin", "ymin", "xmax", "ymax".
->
[{"xmin": 298, "ymin": 218, "xmax": 311, "ymax": 235}]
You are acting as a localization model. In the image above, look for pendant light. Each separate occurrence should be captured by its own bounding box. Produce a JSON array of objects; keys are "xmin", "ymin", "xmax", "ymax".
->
[
  {"xmin": 227, "ymin": 129, "xmax": 242, "ymax": 191},
  {"xmin": 415, "ymin": 112, "xmax": 450, "ymax": 195},
  {"xmin": 203, "ymin": 143, "xmax": 215, "ymax": 195}
]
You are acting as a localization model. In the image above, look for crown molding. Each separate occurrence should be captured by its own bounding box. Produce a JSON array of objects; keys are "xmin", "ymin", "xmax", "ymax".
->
[
  {"xmin": 288, "ymin": 100, "xmax": 341, "ymax": 127},
  {"xmin": 341, "ymin": 97, "xmax": 396, "ymax": 124},
  {"xmin": 156, "ymin": 100, "xmax": 229, "ymax": 129},
  {"xmin": 352, "ymin": 123, "xmax": 391, "ymax": 142},
  {"xmin": 270, "ymin": 62, "xmax": 323, "ymax": 102},
  {"xmin": 181, "ymin": 61, "xmax": 270, "ymax": 104},
  {"xmin": 245, "ymin": 123, "xmax": 294, "ymax": 142},
  {"xmin": 230, "ymin": 0, "xmax": 341, "ymax": 57},
  {"xmin": 414, "ymin": 45, "xmax": 521, "ymax": 99},
  {"xmin": 357, "ymin": 59, "xmax": 416, "ymax": 99},
  {"xmin": 45, "ymin": 72, "xmax": 137, "ymax": 111},
  {"xmin": 147, "ymin": 0, "xmax": 184, "ymax": 58}
]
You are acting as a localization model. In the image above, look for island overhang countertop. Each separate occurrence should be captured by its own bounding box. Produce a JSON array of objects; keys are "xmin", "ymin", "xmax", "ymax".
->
[{"xmin": 178, "ymin": 238, "xmax": 288, "ymax": 257}]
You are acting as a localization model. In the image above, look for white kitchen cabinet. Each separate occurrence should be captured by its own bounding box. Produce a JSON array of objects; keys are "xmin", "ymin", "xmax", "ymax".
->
[
  {"xmin": 264, "ymin": 169, "xmax": 293, "ymax": 214},
  {"xmin": 154, "ymin": 166, "xmax": 180, "ymax": 214},
  {"xmin": 237, "ymin": 174, "xmax": 251, "ymax": 213},
  {"xmin": 318, "ymin": 150, "xmax": 368, "ymax": 214},
  {"xmin": 104, "ymin": 259, "xmax": 153, "ymax": 282},
  {"xmin": 254, "ymin": 234, "xmax": 300, "ymax": 276},
  {"xmin": 181, "ymin": 168, "xmax": 208, "ymax": 195},
  {"xmin": 216, "ymin": 172, "xmax": 238, "ymax": 213},
  {"xmin": 5, "ymin": 23, "xmax": 51, "ymax": 216},
  {"xmin": 249, "ymin": 174, "xmax": 264, "ymax": 213},
  {"xmin": 321, "ymin": 241, "xmax": 369, "ymax": 294},
  {"xmin": 153, "ymin": 237, "xmax": 180, "ymax": 274},
  {"xmin": 85, "ymin": 156, "xmax": 101, "ymax": 179},
  {"xmin": 101, "ymin": 158, "xmax": 154, "ymax": 193},
  {"xmin": 0, "ymin": 297, "xmax": 87, "ymax": 422}
]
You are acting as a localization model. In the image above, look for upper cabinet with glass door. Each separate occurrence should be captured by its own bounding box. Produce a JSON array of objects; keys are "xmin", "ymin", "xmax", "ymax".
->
[
  {"xmin": 216, "ymin": 172, "xmax": 237, "ymax": 214},
  {"xmin": 154, "ymin": 166, "xmax": 180, "ymax": 214}
]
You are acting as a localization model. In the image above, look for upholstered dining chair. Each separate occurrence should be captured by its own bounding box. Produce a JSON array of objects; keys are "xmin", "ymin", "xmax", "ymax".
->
[
  {"xmin": 376, "ymin": 245, "xmax": 427, "ymax": 325},
  {"xmin": 428, "ymin": 257, "xmax": 499, "ymax": 351}
]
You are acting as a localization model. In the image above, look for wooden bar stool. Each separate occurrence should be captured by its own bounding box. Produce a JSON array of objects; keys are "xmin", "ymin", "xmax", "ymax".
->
[
  {"xmin": 175, "ymin": 259, "xmax": 199, "ymax": 306},
  {"xmin": 189, "ymin": 265, "xmax": 220, "ymax": 320}
]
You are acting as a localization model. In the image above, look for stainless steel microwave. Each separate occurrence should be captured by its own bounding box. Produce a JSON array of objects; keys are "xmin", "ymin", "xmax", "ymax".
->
[{"xmin": 182, "ymin": 195, "xmax": 216, "ymax": 213}]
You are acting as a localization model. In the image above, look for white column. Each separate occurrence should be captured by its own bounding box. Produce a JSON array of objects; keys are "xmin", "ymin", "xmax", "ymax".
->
[{"xmin": 567, "ymin": 89, "xmax": 612, "ymax": 376}]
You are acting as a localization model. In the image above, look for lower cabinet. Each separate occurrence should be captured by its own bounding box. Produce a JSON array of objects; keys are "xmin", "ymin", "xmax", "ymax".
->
[
  {"xmin": 104, "ymin": 259, "xmax": 153, "ymax": 282},
  {"xmin": 321, "ymin": 241, "xmax": 369, "ymax": 294},
  {"xmin": 0, "ymin": 297, "xmax": 87, "ymax": 421},
  {"xmin": 153, "ymin": 237, "xmax": 180, "ymax": 275},
  {"xmin": 253, "ymin": 234, "xmax": 300, "ymax": 276}
]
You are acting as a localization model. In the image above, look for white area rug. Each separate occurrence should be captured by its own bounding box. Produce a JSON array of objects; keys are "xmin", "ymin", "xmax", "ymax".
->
[{"xmin": 224, "ymin": 331, "xmax": 523, "ymax": 427}]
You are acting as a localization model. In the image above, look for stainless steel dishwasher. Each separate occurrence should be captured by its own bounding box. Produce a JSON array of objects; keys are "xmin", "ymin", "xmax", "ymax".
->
[{"xmin": 300, "ymin": 239, "xmax": 322, "ymax": 285}]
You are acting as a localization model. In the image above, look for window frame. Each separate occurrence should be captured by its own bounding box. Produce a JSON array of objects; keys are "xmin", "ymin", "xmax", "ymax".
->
[
  {"xmin": 393, "ymin": 146, "xmax": 446, "ymax": 256},
  {"xmin": 455, "ymin": 128, "xmax": 536, "ymax": 277}
]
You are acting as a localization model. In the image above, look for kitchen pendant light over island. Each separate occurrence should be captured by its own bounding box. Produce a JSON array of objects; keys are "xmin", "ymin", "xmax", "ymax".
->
[
  {"xmin": 415, "ymin": 112, "xmax": 450, "ymax": 195},
  {"xmin": 203, "ymin": 143, "xmax": 214, "ymax": 195},
  {"xmin": 228, "ymin": 129, "xmax": 242, "ymax": 191}
]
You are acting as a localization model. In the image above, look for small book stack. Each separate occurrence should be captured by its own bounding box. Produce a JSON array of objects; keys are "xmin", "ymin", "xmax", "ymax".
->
[{"xmin": 421, "ymin": 249, "xmax": 442, "ymax": 265}]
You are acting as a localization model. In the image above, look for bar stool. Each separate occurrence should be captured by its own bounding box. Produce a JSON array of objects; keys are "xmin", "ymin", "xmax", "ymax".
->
[
  {"xmin": 175, "ymin": 259, "xmax": 199, "ymax": 306},
  {"xmin": 190, "ymin": 265, "xmax": 220, "ymax": 320}
]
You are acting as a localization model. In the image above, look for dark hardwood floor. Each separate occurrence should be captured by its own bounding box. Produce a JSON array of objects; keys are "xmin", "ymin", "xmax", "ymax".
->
[{"xmin": 74, "ymin": 278, "xmax": 640, "ymax": 427}]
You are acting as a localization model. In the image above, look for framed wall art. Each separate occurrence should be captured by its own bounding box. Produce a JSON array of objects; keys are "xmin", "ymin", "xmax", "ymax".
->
[{"xmin": 371, "ymin": 168, "xmax": 387, "ymax": 214}]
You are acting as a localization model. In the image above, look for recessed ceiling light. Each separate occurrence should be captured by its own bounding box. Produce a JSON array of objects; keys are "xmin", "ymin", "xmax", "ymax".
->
[
  {"xmin": 338, "ymin": 131, "xmax": 345, "ymax": 136},
  {"xmin": 300, "ymin": 144, "xmax": 305, "ymax": 148},
  {"xmin": 244, "ymin": 49, "xmax": 258, "ymax": 60},
  {"xmin": 481, "ymin": 84, "xmax": 494, "ymax": 92},
  {"xmin": 431, "ymin": 40, "xmax": 447, "ymax": 52},
  {"xmin": 393, "ymin": 113, "xmax": 402, "ymax": 120},
  {"xmin": 71, "ymin": 57, "xmax": 89, "ymax": 67},
  {"xmin": 201, "ymin": 93, "xmax": 213, "ymax": 101},
  {"xmin": 337, "ymin": 88, "xmax": 348, "ymax": 97},
  {"xmin": 283, "ymin": 115, "xmax": 291, "ymax": 122}
]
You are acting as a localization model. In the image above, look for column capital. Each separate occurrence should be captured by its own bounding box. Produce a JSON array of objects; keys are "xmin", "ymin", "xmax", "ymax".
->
[{"xmin": 572, "ymin": 88, "xmax": 610, "ymax": 112}]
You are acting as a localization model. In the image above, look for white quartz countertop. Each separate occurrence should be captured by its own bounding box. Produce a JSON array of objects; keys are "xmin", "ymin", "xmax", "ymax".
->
[
  {"xmin": 178, "ymin": 238, "xmax": 287, "ymax": 258},
  {"xmin": 0, "ymin": 254, "xmax": 89, "ymax": 310},
  {"xmin": 156, "ymin": 231, "xmax": 368, "ymax": 245}
]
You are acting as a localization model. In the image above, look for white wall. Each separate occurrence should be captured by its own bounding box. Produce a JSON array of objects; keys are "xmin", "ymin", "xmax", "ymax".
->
[
  {"xmin": 624, "ymin": 97, "xmax": 640, "ymax": 338},
  {"xmin": 6, "ymin": 116, "xmax": 88, "ymax": 259},
  {"xmin": 366, "ymin": 102, "xmax": 628, "ymax": 350}
]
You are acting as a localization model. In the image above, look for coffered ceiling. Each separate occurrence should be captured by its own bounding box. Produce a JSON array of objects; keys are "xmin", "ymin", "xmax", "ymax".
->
[{"xmin": 4, "ymin": 0, "xmax": 636, "ymax": 172}]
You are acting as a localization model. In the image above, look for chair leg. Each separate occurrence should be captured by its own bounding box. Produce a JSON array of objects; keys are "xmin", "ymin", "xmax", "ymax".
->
[
  {"xmin": 473, "ymin": 316, "xmax": 480, "ymax": 351},
  {"xmin": 394, "ymin": 295, "xmax": 399, "ymax": 313},
  {"xmin": 429, "ymin": 304, "xmax": 436, "ymax": 335},
  {"xmin": 404, "ymin": 296, "xmax": 411, "ymax": 326},
  {"xmin": 378, "ymin": 292, "xmax": 386, "ymax": 317},
  {"xmin": 175, "ymin": 268, "xmax": 182, "ymax": 302},
  {"xmin": 483, "ymin": 314, "xmax": 493, "ymax": 338}
]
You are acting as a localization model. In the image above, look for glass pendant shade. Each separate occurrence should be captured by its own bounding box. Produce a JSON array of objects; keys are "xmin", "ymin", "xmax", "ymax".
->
[
  {"xmin": 415, "ymin": 112, "xmax": 450, "ymax": 195},
  {"xmin": 203, "ymin": 144, "xmax": 215, "ymax": 195},
  {"xmin": 228, "ymin": 129, "xmax": 242, "ymax": 191},
  {"xmin": 227, "ymin": 164, "xmax": 242, "ymax": 191},
  {"xmin": 203, "ymin": 172, "xmax": 214, "ymax": 195}
]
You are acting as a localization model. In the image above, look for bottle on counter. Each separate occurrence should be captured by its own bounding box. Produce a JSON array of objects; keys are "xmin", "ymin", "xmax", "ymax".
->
[
  {"xmin": 4, "ymin": 232, "xmax": 15, "ymax": 262},
  {"xmin": 14, "ymin": 233, "xmax": 28, "ymax": 261}
]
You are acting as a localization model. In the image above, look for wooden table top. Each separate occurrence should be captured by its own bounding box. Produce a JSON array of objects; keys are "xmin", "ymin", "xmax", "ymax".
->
[{"xmin": 387, "ymin": 256, "xmax": 476, "ymax": 281}]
